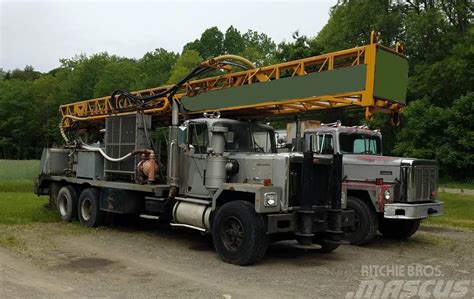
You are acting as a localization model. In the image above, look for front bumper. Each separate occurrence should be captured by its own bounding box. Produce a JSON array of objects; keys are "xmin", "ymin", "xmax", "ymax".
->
[
  {"xmin": 384, "ymin": 201, "xmax": 444, "ymax": 219},
  {"xmin": 266, "ymin": 209, "xmax": 355, "ymax": 234}
]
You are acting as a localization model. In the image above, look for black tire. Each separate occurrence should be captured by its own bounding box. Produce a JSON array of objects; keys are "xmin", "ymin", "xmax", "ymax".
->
[
  {"xmin": 344, "ymin": 196, "xmax": 378, "ymax": 245},
  {"xmin": 378, "ymin": 218, "xmax": 421, "ymax": 239},
  {"xmin": 56, "ymin": 185, "xmax": 78, "ymax": 222},
  {"xmin": 78, "ymin": 188, "xmax": 105, "ymax": 228},
  {"xmin": 212, "ymin": 201, "xmax": 268, "ymax": 265}
]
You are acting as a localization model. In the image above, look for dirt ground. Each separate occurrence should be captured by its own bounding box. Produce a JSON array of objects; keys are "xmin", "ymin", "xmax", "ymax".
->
[{"xmin": 1, "ymin": 221, "xmax": 473, "ymax": 298}]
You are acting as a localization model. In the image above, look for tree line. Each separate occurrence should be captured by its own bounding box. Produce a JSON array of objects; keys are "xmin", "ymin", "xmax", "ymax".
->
[{"xmin": 0, "ymin": 0, "xmax": 472, "ymax": 180}]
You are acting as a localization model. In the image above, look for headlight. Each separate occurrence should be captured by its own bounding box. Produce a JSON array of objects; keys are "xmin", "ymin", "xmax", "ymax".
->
[
  {"xmin": 341, "ymin": 190, "xmax": 347, "ymax": 209},
  {"xmin": 384, "ymin": 189, "xmax": 391, "ymax": 201},
  {"xmin": 264, "ymin": 192, "xmax": 278, "ymax": 207}
]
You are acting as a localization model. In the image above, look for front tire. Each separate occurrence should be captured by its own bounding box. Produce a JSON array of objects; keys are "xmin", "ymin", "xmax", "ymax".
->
[
  {"xmin": 56, "ymin": 185, "xmax": 78, "ymax": 222},
  {"xmin": 344, "ymin": 196, "xmax": 378, "ymax": 245},
  {"xmin": 78, "ymin": 188, "xmax": 105, "ymax": 228},
  {"xmin": 378, "ymin": 218, "xmax": 421, "ymax": 239},
  {"xmin": 212, "ymin": 201, "xmax": 268, "ymax": 265}
]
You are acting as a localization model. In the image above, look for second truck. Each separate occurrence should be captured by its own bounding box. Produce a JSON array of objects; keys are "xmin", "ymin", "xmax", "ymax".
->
[{"xmin": 280, "ymin": 121, "xmax": 443, "ymax": 245}]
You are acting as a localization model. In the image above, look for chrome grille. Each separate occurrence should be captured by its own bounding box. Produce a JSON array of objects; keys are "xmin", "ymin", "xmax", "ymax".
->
[{"xmin": 406, "ymin": 165, "xmax": 438, "ymax": 202}]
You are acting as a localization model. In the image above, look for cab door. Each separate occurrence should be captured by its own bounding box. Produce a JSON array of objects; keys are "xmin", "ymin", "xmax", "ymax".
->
[
  {"xmin": 311, "ymin": 133, "xmax": 335, "ymax": 155},
  {"xmin": 183, "ymin": 123, "xmax": 211, "ymax": 197}
]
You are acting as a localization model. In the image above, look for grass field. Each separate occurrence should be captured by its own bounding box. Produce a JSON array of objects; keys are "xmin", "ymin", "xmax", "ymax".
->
[
  {"xmin": 0, "ymin": 160, "xmax": 39, "ymax": 193},
  {"xmin": 0, "ymin": 193, "xmax": 58, "ymax": 224},
  {"xmin": 424, "ymin": 192, "xmax": 474, "ymax": 229},
  {"xmin": 438, "ymin": 181, "xmax": 474, "ymax": 190},
  {"xmin": 0, "ymin": 160, "xmax": 58, "ymax": 224}
]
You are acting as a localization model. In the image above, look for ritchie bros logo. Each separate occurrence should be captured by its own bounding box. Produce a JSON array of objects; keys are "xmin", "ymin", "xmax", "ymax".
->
[{"xmin": 345, "ymin": 264, "xmax": 472, "ymax": 298}]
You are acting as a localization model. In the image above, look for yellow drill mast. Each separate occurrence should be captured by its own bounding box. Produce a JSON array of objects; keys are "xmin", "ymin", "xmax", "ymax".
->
[{"xmin": 59, "ymin": 32, "xmax": 407, "ymax": 129}]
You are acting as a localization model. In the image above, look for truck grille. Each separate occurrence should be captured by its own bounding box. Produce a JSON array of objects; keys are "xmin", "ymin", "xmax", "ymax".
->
[{"xmin": 406, "ymin": 165, "xmax": 437, "ymax": 202}]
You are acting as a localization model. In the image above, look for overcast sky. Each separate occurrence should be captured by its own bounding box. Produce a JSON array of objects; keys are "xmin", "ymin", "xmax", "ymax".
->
[{"xmin": 1, "ymin": 0, "xmax": 334, "ymax": 72}]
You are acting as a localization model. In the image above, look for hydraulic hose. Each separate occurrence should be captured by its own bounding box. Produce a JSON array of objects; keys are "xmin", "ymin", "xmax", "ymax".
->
[
  {"xmin": 81, "ymin": 144, "xmax": 133, "ymax": 162},
  {"xmin": 59, "ymin": 114, "xmax": 92, "ymax": 144},
  {"xmin": 203, "ymin": 54, "xmax": 256, "ymax": 70},
  {"xmin": 80, "ymin": 144, "xmax": 155, "ymax": 162}
]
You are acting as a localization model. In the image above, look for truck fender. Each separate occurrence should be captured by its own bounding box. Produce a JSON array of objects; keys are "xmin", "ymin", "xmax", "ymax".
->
[
  {"xmin": 212, "ymin": 183, "xmax": 282, "ymax": 213},
  {"xmin": 343, "ymin": 183, "xmax": 381, "ymax": 212}
]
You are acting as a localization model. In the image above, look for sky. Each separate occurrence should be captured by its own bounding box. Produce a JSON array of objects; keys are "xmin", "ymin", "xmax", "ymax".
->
[{"xmin": 0, "ymin": 0, "xmax": 334, "ymax": 72}]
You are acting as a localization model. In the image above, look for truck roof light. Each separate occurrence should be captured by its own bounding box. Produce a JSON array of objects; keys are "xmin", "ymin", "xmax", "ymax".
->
[{"xmin": 375, "ymin": 178, "xmax": 384, "ymax": 185}]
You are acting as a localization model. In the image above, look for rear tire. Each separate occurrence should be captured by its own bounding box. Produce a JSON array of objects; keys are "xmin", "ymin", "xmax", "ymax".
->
[
  {"xmin": 344, "ymin": 196, "xmax": 378, "ymax": 245},
  {"xmin": 378, "ymin": 218, "xmax": 421, "ymax": 239},
  {"xmin": 212, "ymin": 201, "xmax": 268, "ymax": 265},
  {"xmin": 56, "ymin": 186, "xmax": 78, "ymax": 222},
  {"xmin": 78, "ymin": 188, "xmax": 105, "ymax": 228}
]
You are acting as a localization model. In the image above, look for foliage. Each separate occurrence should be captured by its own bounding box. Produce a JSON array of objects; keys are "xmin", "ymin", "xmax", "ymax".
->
[
  {"xmin": 276, "ymin": 31, "xmax": 322, "ymax": 62},
  {"xmin": 137, "ymin": 48, "xmax": 178, "ymax": 89},
  {"xmin": 167, "ymin": 50, "xmax": 202, "ymax": 84},
  {"xmin": 224, "ymin": 26, "xmax": 245, "ymax": 55},
  {"xmin": 93, "ymin": 59, "xmax": 140, "ymax": 97},
  {"xmin": 393, "ymin": 93, "xmax": 474, "ymax": 178},
  {"xmin": 183, "ymin": 26, "xmax": 224, "ymax": 59},
  {"xmin": 316, "ymin": 0, "xmax": 405, "ymax": 53}
]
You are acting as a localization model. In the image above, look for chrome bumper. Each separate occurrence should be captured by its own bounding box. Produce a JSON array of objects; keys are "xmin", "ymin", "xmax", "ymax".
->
[{"xmin": 384, "ymin": 201, "xmax": 444, "ymax": 219}]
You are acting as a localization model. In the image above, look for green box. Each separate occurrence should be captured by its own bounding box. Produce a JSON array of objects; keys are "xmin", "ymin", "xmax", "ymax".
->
[{"xmin": 373, "ymin": 49, "xmax": 408, "ymax": 104}]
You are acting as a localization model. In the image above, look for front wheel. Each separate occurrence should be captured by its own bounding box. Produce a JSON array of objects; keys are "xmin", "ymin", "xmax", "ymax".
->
[
  {"xmin": 212, "ymin": 201, "xmax": 268, "ymax": 265},
  {"xmin": 78, "ymin": 188, "xmax": 105, "ymax": 228},
  {"xmin": 344, "ymin": 196, "xmax": 378, "ymax": 245},
  {"xmin": 378, "ymin": 218, "xmax": 421, "ymax": 239}
]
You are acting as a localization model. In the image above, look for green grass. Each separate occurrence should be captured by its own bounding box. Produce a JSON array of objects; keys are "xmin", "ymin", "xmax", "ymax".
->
[
  {"xmin": 0, "ymin": 193, "xmax": 58, "ymax": 224},
  {"xmin": 424, "ymin": 192, "xmax": 474, "ymax": 229},
  {"xmin": 0, "ymin": 160, "xmax": 39, "ymax": 192},
  {"xmin": 438, "ymin": 181, "xmax": 474, "ymax": 190}
]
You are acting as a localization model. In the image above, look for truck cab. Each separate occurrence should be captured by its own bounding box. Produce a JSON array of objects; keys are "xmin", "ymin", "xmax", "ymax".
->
[{"xmin": 301, "ymin": 123, "xmax": 443, "ymax": 245}]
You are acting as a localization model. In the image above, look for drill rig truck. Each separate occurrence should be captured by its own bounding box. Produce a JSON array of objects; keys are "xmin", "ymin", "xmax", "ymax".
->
[{"xmin": 35, "ymin": 34, "xmax": 410, "ymax": 265}]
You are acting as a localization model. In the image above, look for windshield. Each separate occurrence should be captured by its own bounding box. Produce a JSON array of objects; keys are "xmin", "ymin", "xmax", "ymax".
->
[
  {"xmin": 339, "ymin": 133, "xmax": 382, "ymax": 155},
  {"xmin": 216, "ymin": 122, "xmax": 276, "ymax": 153}
]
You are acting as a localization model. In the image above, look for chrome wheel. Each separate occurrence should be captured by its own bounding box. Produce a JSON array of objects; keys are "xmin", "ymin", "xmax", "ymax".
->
[
  {"xmin": 81, "ymin": 198, "xmax": 92, "ymax": 221},
  {"xmin": 58, "ymin": 195, "xmax": 68, "ymax": 217}
]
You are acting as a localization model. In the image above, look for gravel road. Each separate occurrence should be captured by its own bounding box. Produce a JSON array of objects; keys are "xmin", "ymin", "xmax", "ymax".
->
[{"xmin": 1, "ymin": 221, "xmax": 473, "ymax": 298}]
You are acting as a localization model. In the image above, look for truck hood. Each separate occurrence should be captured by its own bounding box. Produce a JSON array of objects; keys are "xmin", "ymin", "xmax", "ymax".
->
[
  {"xmin": 343, "ymin": 155, "xmax": 406, "ymax": 183},
  {"xmin": 343, "ymin": 155, "xmax": 404, "ymax": 167}
]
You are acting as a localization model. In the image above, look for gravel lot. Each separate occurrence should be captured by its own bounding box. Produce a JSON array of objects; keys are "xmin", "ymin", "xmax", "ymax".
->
[{"xmin": 1, "ymin": 221, "xmax": 473, "ymax": 298}]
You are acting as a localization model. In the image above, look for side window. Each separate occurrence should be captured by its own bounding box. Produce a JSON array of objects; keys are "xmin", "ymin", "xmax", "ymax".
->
[
  {"xmin": 318, "ymin": 134, "xmax": 334, "ymax": 154},
  {"xmin": 188, "ymin": 124, "xmax": 208, "ymax": 154},
  {"xmin": 252, "ymin": 131, "xmax": 272, "ymax": 152},
  {"xmin": 353, "ymin": 139, "xmax": 365, "ymax": 153}
]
